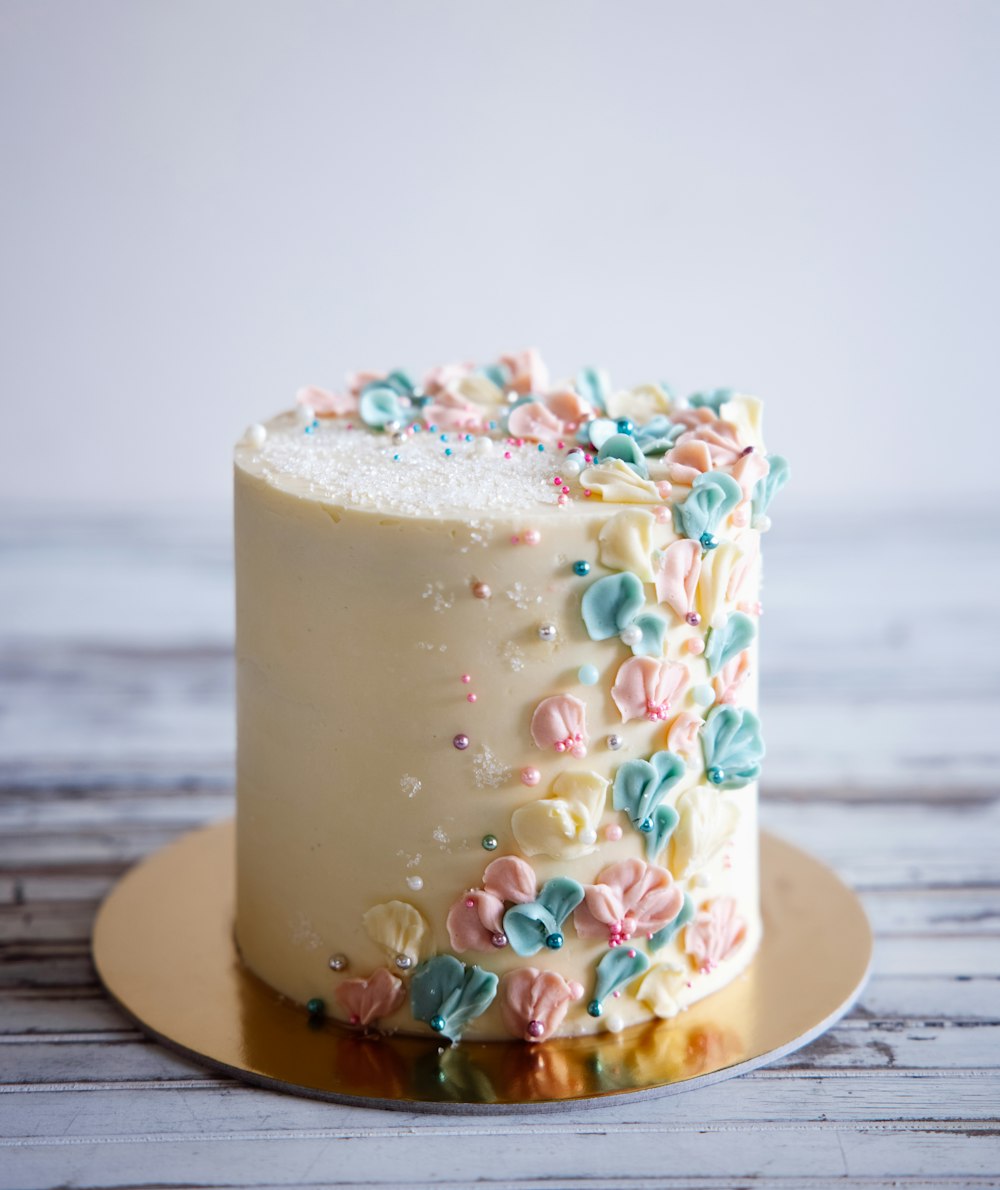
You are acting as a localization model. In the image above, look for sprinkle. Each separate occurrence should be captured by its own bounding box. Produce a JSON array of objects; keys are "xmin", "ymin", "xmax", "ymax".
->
[
  {"xmin": 538, "ymin": 623, "xmax": 558, "ymax": 642},
  {"xmin": 472, "ymin": 581, "xmax": 491, "ymax": 599},
  {"xmin": 552, "ymin": 477, "xmax": 562, "ymax": 486},
  {"xmin": 245, "ymin": 423, "xmax": 267, "ymax": 448},
  {"xmin": 461, "ymin": 674, "xmax": 472, "ymax": 683},
  {"xmin": 406, "ymin": 875, "xmax": 424, "ymax": 891},
  {"xmin": 605, "ymin": 824, "xmax": 623, "ymax": 842},
  {"xmin": 467, "ymin": 692, "xmax": 477, "ymax": 703},
  {"xmin": 686, "ymin": 637, "xmax": 705, "ymax": 655},
  {"xmin": 481, "ymin": 834, "xmax": 499, "ymax": 851},
  {"xmin": 578, "ymin": 664, "xmax": 599, "ymax": 686},
  {"xmin": 583, "ymin": 489, "xmax": 592, "ymax": 497},
  {"xmin": 306, "ymin": 998, "xmax": 325, "ymax": 1017},
  {"xmin": 440, "ymin": 433, "xmax": 448, "ymax": 441},
  {"xmin": 522, "ymin": 528, "xmax": 541, "ymax": 545},
  {"xmin": 504, "ymin": 451, "xmax": 512, "ymax": 459},
  {"xmin": 557, "ymin": 440, "xmax": 565, "ymax": 449},
  {"xmin": 520, "ymin": 766, "xmax": 541, "ymax": 786},
  {"xmin": 537, "ymin": 444, "xmax": 545, "ymax": 452},
  {"xmin": 510, "ymin": 535, "xmax": 520, "ymax": 545},
  {"xmin": 393, "ymin": 453, "xmax": 400, "ymax": 461},
  {"xmin": 558, "ymin": 494, "xmax": 569, "ymax": 506},
  {"xmin": 453, "ymin": 734, "xmax": 470, "ymax": 750},
  {"xmin": 607, "ymin": 733, "xmax": 624, "ymax": 750},
  {"xmin": 573, "ymin": 560, "xmax": 590, "ymax": 576},
  {"xmin": 328, "ymin": 953, "xmax": 348, "ymax": 971},
  {"xmin": 444, "ymin": 448, "xmax": 452, "ymax": 456}
]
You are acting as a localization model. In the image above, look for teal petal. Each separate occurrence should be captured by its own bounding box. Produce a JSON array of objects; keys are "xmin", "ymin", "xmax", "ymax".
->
[
  {"xmin": 591, "ymin": 947, "xmax": 650, "ymax": 1012},
  {"xmin": 581, "ymin": 572, "xmax": 646, "ymax": 641},
  {"xmin": 688, "ymin": 388, "xmax": 735, "ymax": 414},
  {"xmin": 576, "ymin": 366, "xmax": 610, "ymax": 413},
  {"xmin": 477, "ymin": 362, "xmax": 508, "ymax": 389},
  {"xmin": 613, "ymin": 751, "xmax": 686, "ymax": 833},
  {"xmin": 359, "ymin": 384, "xmax": 403, "ymax": 429},
  {"xmin": 649, "ymin": 893, "xmax": 695, "ymax": 951},
  {"xmin": 585, "ymin": 417, "xmax": 619, "ymax": 450},
  {"xmin": 701, "ymin": 704, "xmax": 765, "ymax": 790},
  {"xmin": 384, "ymin": 369, "xmax": 416, "ymax": 396},
  {"xmin": 644, "ymin": 803, "xmax": 680, "ymax": 861},
  {"xmin": 410, "ymin": 955, "xmax": 498, "ymax": 1042},
  {"xmin": 537, "ymin": 877, "xmax": 585, "ymax": 927},
  {"xmin": 752, "ymin": 454, "xmax": 790, "ymax": 518},
  {"xmin": 673, "ymin": 471, "xmax": 742, "ymax": 544},
  {"xmin": 503, "ymin": 901, "xmax": 561, "ymax": 957},
  {"xmin": 597, "ymin": 433, "xmax": 649, "ymax": 478},
  {"xmin": 633, "ymin": 416, "xmax": 683, "ymax": 456},
  {"xmin": 705, "ymin": 611, "xmax": 757, "ymax": 676},
  {"xmin": 629, "ymin": 612, "xmax": 668, "ymax": 657}
]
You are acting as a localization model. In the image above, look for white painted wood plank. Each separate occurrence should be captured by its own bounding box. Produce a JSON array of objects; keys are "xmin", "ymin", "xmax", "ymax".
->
[{"xmin": 1, "ymin": 1122, "xmax": 997, "ymax": 1189}]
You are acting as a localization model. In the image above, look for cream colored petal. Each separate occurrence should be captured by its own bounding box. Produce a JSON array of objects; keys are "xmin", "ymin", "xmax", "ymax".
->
[
  {"xmin": 598, "ymin": 509, "xmax": 656, "ymax": 581},
  {"xmin": 636, "ymin": 964, "xmax": 687, "ymax": 1019},
  {"xmin": 605, "ymin": 384, "xmax": 673, "ymax": 423},
  {"xmin": 458, "ymin": 373, "xmax": 505, "ymax": 406},
  {"xmin": 512, "ymin": 771, "xmax": 608, "ymax": 861},
  {"xmin": 696, "ymin": 542, "xmax": 745, "ymax": 627},
  {"xmin": 671, "ymin": 788, "xmax": 741, "ymax": 881},
  {"xmin": 550, "ymin": 770, "xmax": 609, "ymax": 820},
  {"xmin": 719, "ymin": 394, "xmax": 764, "ymax": 450},
  {"xmin": 580, "ymin": 458, "xmax": 662, "ymax": 504},
  {"xmin": 362, "ymin": 900, "xmax": 428, "ymax": 967}
]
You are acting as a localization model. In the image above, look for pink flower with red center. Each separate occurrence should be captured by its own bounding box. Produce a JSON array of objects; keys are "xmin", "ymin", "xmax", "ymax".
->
[
  {"xmin": 611, "ymin": 656, "xmax": 689, "ymax": 723},
  {"xmin": 530, "ymin": 694, "xmax": 588, "ymax": 756},
  {"xmin": 684, "ymin": 896, "xmax": 747, "ymax": 973},
  {"xmin": 574, "ymin": 858, "xmax": 684, "ymax": 946},
  {"xmin": 499, "ymin": 968, "xmax": 584, "ymax": 1042},
  {"xmin": 334, "ymin": 967, "xmax": 406, "ymax": 1028}
]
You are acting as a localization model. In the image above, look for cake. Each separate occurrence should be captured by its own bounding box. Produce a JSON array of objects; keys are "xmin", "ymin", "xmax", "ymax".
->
[{"xmin": 233, "ymin": 350, "xmax": 788, "ymax": 1043}]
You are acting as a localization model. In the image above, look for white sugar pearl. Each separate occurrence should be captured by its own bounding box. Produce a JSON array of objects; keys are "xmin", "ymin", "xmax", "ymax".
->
[
  {"xmin": 296, "ymin": 403, "xmax": 315, "ymax": 424},
  {"xmin": 605, "ymin": 1014, "xmax": 625, "ymax": 1034},
  {"xmin": 563, "ymin": 456, "xmax": 583, "ymax": 477},
  {"xmin": 245, "ymin": 423, "xmax": 267, "ymax": 448},
  {"xmin": 620, "ymin": 625, "xmax": 642, "ymax": 647},
  {"xmin": 752, "ymin": 514, "xmax": 772, "ymax": 532},
  {"xmin": 475, "ymin": 437, "xmax": 494, "ymax": 456},
  {"xmin": 579, "ymin": 828, "xmax": 598, "ymax": 846},
  {"xmin": 406, "ymin": 875, "xmax": 424, "ymax": 891}
]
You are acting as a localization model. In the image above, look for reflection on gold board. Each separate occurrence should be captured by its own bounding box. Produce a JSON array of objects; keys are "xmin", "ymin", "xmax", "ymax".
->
[{"xmin": 92, "ymin": 820, "xmax": 871, "ymax": 1110}]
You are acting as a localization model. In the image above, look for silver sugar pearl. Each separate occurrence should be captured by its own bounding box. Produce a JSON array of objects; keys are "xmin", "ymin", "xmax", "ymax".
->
[
  {"xmin": 391, "ymin": 430, "xmax": 407, "ymax": 446},
  {"xmin": 395, "ymin": 953, "xmax": 414, "ymax": 971},
  {"xmin": 607, "ymin": 733, "xmax": 624, "ymax": 751},
  {"xmin": 328, "ymin": 953, "xmax": 349, "ymax": 971},
  {"xmin": 538, "ymin": 623, "xmax": 558, "ymax": 642},
  {"xmin": 385, "ymin": 419, "xmax": 401, "ymax": 433}
]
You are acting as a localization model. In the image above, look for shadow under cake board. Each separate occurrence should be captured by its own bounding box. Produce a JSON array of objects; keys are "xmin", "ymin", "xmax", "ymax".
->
[{"xmin": 92, "ymin": 820, "xmax": 872, "ymax": 1113}]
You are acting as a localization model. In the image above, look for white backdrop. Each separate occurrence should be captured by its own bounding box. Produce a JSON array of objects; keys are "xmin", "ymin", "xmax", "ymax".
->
[{"xmin": 2, "ymin": 0, "xmax": 998, "ymax": 508}]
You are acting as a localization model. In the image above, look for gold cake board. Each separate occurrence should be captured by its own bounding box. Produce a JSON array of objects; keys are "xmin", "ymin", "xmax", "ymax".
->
[{"xmin": 92, "ymin": 820, "xmax": 872, "ymax": 1112}]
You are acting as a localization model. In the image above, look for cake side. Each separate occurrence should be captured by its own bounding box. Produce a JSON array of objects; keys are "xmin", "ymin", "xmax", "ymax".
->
[{"xmin": 234, "ymin": 355, "xmax": 787, "ymax": 1041}]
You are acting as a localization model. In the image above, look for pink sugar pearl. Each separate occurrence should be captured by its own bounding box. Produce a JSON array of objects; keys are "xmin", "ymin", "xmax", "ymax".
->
[{"xmin": 520, "ymin": 767, "xmax": 541, "ymax": 787}]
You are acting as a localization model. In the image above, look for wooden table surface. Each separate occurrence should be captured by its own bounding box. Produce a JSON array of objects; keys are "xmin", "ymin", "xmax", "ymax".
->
[{"xmin": 1, "ymin": 508, "xmax": 998, "ymax": 1189}]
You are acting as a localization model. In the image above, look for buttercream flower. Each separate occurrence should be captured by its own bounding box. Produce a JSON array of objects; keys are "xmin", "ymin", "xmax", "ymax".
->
[
  {"xmin": 666, "ymin": 710, "xmax": 705, "ymax": 757},
  {"xmin": 544, "ymin": 387, "xmax": 594, "ymax": 426},
  {"xmin": 671, "ymin": 788, "xmax": 740, "ymax": 880},
  {"xmin": 598, "ymin": 509, "xmax": 656, "ymax": 581},
  {"xmin": 530, "ymin": 694, "xmax": 588, "ymax": 756},
  {"xmin": 697, "ymin": 539, "xmax": 757, "ymax": 628},
  {"xmin": 511, "ymin": 770, "xmax": 608, "ymax": 860},
  {"xmin": 446, "ymin": 856, "xmax": 538, "ymax": 952},
  {"xmin": 335, "ymin": 967, "xmax": 406, "ymax": 1028},
  {"xmin": 501, "ymin": 348, "xmax": 549, "ymax": 395},
  {"xmin": 663, "ymin": 438, "xmax": 714, "ymax": 486},
  {"xmin": 580, "ymin": 458, "xmax": 663, "ymax": 503},
  {"xmin": 507, "ymin": 400, "xmax": 565, "ymax": 443},
  {"xmin": 713, "ymin": 650, "xmax": 751, "ymax": 705},
  {"xmin": 636, "ymin": 964, "xmax": 687, "ymax": 1019},
  {"xmin": 423, "ymin": 387, "xmax": 488, "ymax": 432},
  {"xmin": 670, "ymin": 418, "xmax": 745, "ymax": 470},
  {"xmin": 362, "ymin": 900, "xmax": 427, "ymax": 968},
  {"xmin": 654, "ymin": 539, "xmax": 702, "ymax": 623},
  {"xmin": 296, "ymin": 385, "xmax": 358, "ymax": 417},
  {"xmin": 574, "ymin": 858, "xmax": 684, "ymax": 945},
  {"xmin": 422, "ymin": 361, "xmax": 474, "ymax": 396},
  {"xmin": 499, "ymin": 968, "xmax": 584, "ymax": 1042},
  {"xmin": 684, "ymin": 896, "xmax": 747, "ymax": 973},
  {"xmin": 605, "ymin": 383, "xmax": 673, "ymax": 424},
  {"xmin": 611, "ymin": 656, "xmax": 689, "ymax": 723}
]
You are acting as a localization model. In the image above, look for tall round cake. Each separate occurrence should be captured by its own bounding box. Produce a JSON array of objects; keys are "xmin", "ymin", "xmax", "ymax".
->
[{"xmin": 234, "ymin": 350, "xmax": 788, "ymax": 1042}]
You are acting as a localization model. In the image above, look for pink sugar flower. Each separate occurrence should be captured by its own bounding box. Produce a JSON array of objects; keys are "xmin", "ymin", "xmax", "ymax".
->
[
  {"xmin": 334, "ymin": 967, "xmax": 406, "ymax": 1028},
  {"xmin": 663, "ymin": 438, "xmax": 714, "ymax": 486},
  {"xmin": 424, "ymin": 387, "xmax": 488, "ymax": 432},
  {"xmin": 501, "ymin": 348, "xmax": 550, "ymax": 395},
  {"xmin": 499, "ymin": 968, "xmax": 584, "ymax": 1042},
  {"xmin": 669, "ymin": 406, "xmax": 717, "ymax": 431},
  {"xmin": 654, "ymin": 539, "xmax": 702, "ymax": 623},
  {"xmin": 685, "ymin": 897, "xmax": 747, "ymax": 973},
  {"xmin": 421, "ymin": 361, "xmax": 474, "ymax": 396},
  {"xmin": 446, "ymin": 856, "xmax": 539, "ymax": 952},
  {"xmin": 530, "ymin": 694, "xmax": 588, "ymax": 755},
  {"xmin": 346, "ymin": 370, "xmax": 385, "ymax": 398},
  {"xmin": 483, "ymin": 855, "xmax": 537, "ymax": 904},
  {"xmin": 611, "ymin": 656, "xmax": 689, "ymax": 723},
  {"xmin": 544, "ymin": 387, "xmax": 595, "ymax": 427},
  {"xmin": 574, "ymin": 858, "xmax": 684, "ymax": 945},
  {"xmin": 507, "ymin": 400, "xmax": 565, "ymax": 444},
  {"xmin": 296, "ymin": 385, "xmax": 358, "ymax": 417}
]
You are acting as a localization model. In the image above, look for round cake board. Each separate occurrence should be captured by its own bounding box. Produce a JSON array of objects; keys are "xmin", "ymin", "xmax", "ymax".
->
[{"xmin": 92, "ymin": 820, "xmax": 872, "ymax": 1113}]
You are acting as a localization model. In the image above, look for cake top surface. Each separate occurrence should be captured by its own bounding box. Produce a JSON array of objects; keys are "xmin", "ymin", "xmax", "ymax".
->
[{"xmin": 235, "ymin": 348, "xmax": 786, "ymax": 522}]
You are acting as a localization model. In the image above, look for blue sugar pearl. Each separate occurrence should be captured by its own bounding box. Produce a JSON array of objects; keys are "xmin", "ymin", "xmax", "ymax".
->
[
  {"xmin": 429, "ymin": 1015, "xmax": 446, "ymax": 1033},
  {"xmin": 413, "ymin": 423, "xmax": 422, "ymax": 432},
  {"xmin": 304, "ymin": 424, "xmax": 314, "ymax": 434},
  {"xmin": 587, "ymin": 1000, "xmax": 603, "ymax": 1018},
  {"xmin": 465, "ymin": 433, "xmax": 473, "ymax": 442},
  {"xmin": 440, "ymin": 433, "xmax": 448, "ymax": 441},
  {"xmin": 709, "ymin": 767, "xmax": 726, "ymax": 785},
  {"xmin": 444, "ymin": 448, "xmax": 453, "ymax": 456},
  {"xmin": 700, "ymin": 532, "xmax": 719, "ymax": 551},
  {"xmin": 616, "ymin": 418, "xmax": 634, "ymax": 435},
  {"xmin": 537, "ymin": 443, "xmax": 545, "ymax": 451},
  {"xmin": 545, "ymin": 932, "xmax": 564, "ymax": 950},
  {"xmin": 488, "ymin": 420, "xmax": 497, "ymax": 430},
  {"xmin": 572, "ymin": 560, "xmax": 590, "ymax": 576},
  {"xmin": 578, "ymin": 664, "xmax": 599, "ymax": 686},
  {"xmin": 306, "ymin": 997, "xmax": 325, "ymax": 1017},
  {"xmin": 640, "ymin": 817, "xmax": 653, "ymax": 833},
  {"xmin": 393, "ymin": 454, "xmax": 400, "ymax": 461}
]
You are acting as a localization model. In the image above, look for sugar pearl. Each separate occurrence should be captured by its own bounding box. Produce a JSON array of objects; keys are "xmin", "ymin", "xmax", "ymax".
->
[
  {"xmin": 472, "ymin": 581, "xmax": 491, "ymax": 599},
  {"xmin": 579, "ymin": 828, "xmax": 598, "ymax": 846},
  {"xmin": 296, "ymin": 404, "xmax": 315, "ymax": 425},
  {"xmin": 453, "ymin": 734, "xmax": 470, "ymax": 750},
  {"xmin": 620, "ymin": 625, "xmax": 642, "ymax": 647},
  {"xmin": 538, "ymin": 623, "xmax": 558, "ymax": 642},
  {"xmin": 475, "ymin": 436, "xmax": 493, "ymax": 455},
  {"xmin": 607, "ymin": 733, "xmax": 624, "ymax": 750},
  {"xmin": 605, "ymin": 823, "xmax": 623, "ymax": 842},
  {"xmin": 527, "ymin": 1019, "xmax": 545, "ymax": 1039},
  {"xmin": 520, "ymin": 766, "xmax": 541, "ymax": 786},
  {"xmin": 245, "ymin": 423, "xmax": 267, "ymax": 448},
  {"xmin": 406, "ymin": 875, "xmax": 424, "ymax": 891},
  {"xmin": 522, "ymin": 528, "xmax": 541, "ymax": 546},
  {"xmin": 605, "ymin": 1014, "xmax": 625, "ymax": 1034},
  {"xmin": 687, "ymin": 637, "xmax": 705, "ymax": 655},
  {"xmin": 328, "ymin": 953, "xmax": 348, "ymax": 971},
  {"xmin": 394, "ymin": 954, "xmax": 413, "ymax": 970}
]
